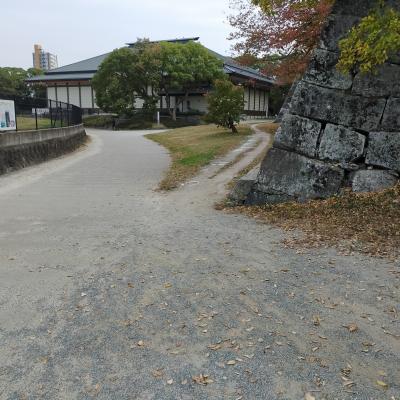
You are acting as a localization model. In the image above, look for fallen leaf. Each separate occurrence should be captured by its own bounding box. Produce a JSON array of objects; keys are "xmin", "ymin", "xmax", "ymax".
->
[
  {"xmin": 313, "ymin": 315, "xmax": 321, "ymax": 326},
  {"xmin": 227, "ymin": 360, "xmax": 236, "ymax": 366},
  {"xmin": 192, "ymin": 374, "xmax": 214, "ymax": 385},
  {"xmin": 345, "ymin": 324, "xmax": 358, "ymax": 333},
  {"xmin": 376, "ymin": 380, "xmax": 388, "ymax": 389},
  {"xmin": 167, "ymin": 379, "xmax": 174, "ymax": 385},
  {"xmin": 208, "ymin": 343, "xmax": 222, "ymax": 351},
  {"xmin": 137, "ymin": 340, "xmax": 145, "ymax": 347},
  {"xmin": 305, "ymin": 393, "xmax": 315, "ymax": 400},
  {"xmin": 164, "ymin": 283, "xmax": 172, "ymax": 288},
  {"xmin": 152, "ymin": 369, "xmax": 164, "ymax": 378}
]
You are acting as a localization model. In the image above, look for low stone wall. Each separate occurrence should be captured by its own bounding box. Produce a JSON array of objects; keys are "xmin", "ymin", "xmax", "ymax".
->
[{"xmin": 0, "ymin": 124, "xmax": 87, "ymax": 175}]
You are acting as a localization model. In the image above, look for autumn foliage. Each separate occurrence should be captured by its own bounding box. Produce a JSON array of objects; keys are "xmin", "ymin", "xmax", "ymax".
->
[{"xmin": 229, "ymin": 0, "xmax": 334, "ymax": 84}]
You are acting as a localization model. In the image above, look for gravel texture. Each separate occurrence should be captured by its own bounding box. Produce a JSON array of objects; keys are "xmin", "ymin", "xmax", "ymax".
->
[{"xmin": 0, "ymin": 128, "xmax": 399, "ymax": 399}]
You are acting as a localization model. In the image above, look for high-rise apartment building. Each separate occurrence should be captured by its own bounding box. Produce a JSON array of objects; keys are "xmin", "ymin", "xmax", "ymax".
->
[{"xmin": 32, "ymin": 44, "xmax": 58, "ymax": 71}]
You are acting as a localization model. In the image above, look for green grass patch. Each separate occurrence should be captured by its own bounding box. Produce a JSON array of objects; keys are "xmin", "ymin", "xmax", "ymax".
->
[
  {"xmin": 17, "ymin": 116, "xmax": 53, "ymax": 131},
  {"xmin": 147, "ymin": 124, "xmax": 252, "ymax": 190}
]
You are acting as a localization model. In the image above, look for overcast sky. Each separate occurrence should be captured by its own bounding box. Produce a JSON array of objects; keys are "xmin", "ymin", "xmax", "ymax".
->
[{"xmin": 1, "ymin": 0, "xmax": 234, "ymax": 69}]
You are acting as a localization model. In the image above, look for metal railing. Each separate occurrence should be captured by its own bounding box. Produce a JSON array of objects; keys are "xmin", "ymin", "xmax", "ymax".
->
[{"xmin": 1, "ymin": 96, "xmax": 82, "ymax": 132}]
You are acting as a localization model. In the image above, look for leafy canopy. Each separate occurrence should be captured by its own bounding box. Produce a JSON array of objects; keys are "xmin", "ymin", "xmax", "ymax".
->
[
  {"xmin": 93, "ymin": 40, "xmax": 224, "ymax": 118},
  {"xmin": 206, "ymin": 79, "xmax": 245, "ymax": 133},
  {"xmin": 92, "ymin": 45, "xmax": 158, "ymax": 116},
  {"xmin": 0, "ymin": 67, "xmax": 44, "ymax": 98},
  {"xmin": 230, "ymin": 0, "xmax": 400, "ymax": 82},
  {"xmin": 338, "ymin": 3, "xmax": 400, "ymax": 73}
]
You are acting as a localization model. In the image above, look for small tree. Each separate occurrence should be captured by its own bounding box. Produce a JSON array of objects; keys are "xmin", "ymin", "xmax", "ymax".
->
[
  {"xmin": 92, "ymin": 45, "xmax": 160, "ymax": 117},
  {"xmin": 206, "ymin": 79, "xmax": 244, "ymax": 133}
]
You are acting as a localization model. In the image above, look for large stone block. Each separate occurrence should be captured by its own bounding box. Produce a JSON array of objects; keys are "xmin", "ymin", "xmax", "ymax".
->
[
  {"xmin": 366, "ymin": 131, "xmax": 400, "ymax": 171},
  {"xmin": 304, "ymin": 49, "xmax": 353, "ymax": 90},
  {"xmin": 256, "ymin": 148, "xmax": 344, "ymax": 202},
  {"xmin": 318, "ymin": 124, "xmax": 365, "ymax": 163},
  {"xmin": 274, "ymin": 114, "xmax": 321, "ymax": 158},
  {"xmin": 228, "ymin": 167, "xmax": 258, "ymax": 204},
  {"xmin": 350, "ymin": 170, "xmax": 398, "ymax": 193},
  {"xmin": 290, "ymin": 82, "xmax": 386, "ymax": 131},
  {"xmin": 381, "ymin": 98, "xmax": 400, "ymax": 132},
  {"xmin": 352, "ymin": 64, "xmax": 400, "ymax": 97}
]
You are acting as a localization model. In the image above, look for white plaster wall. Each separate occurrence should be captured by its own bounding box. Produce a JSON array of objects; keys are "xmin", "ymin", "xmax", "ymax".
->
[
  {"xmin": 47, "ymin": 87, "xmax": 56, "ymax": 102},
  {"xmin": 69, "ymin": 87, "xmax": 80, "ymax": 107},
  {"xmin": 57, "ymin": 87, "xmax": 68, "ymax": 103},
  {"xmin": 92, "ymin": 88, "xmax": 98, "ymax": 108},
  {"xmin": 80, "ymin": 86, "xmax": 93, "ymax": 108},
  {"xmin": 185, "ymin": 95, "xmax": 208, "ymax": 113}
]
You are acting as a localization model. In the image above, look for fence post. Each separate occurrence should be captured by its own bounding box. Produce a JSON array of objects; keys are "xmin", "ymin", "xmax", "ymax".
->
[
  {"xmin": 50, "ymin": 101, "xmax": 53, "ymax": 128},
  {"xmin": 35, "ymin": 107, "xmax": 38, "ymax": 130},
  {"xmin": 67, "ymin": 103, "xmax": 70, "ymax": 126},
  {"xmin": 14, "ymin": 98, "xmax": 18, "ymax": 132},
  {"xmin": 60, "ymin": 101, "xmax": 63, "ymax": 127}
]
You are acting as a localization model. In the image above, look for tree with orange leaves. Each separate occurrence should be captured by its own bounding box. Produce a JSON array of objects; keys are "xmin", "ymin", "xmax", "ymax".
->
[{"xmin": 229, "ymin": 0, "xmax": 334, "ymax": 84}]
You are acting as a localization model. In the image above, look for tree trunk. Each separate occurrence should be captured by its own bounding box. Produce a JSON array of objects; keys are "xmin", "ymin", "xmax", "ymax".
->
[{"xmin": 245, "ymin": 0, "xmax": 400, "ymax": 205}]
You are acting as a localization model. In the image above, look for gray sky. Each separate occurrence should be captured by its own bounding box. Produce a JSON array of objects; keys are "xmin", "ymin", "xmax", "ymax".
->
[{"xmin": 1, "ymin": 0, "xmax": 234, "ymax": 69}]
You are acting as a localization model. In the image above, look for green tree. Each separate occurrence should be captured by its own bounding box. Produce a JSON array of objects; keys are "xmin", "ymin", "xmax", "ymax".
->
[
  {"xmin": 338, "ymin": 3, "xmax": 400, "ymax": 74},
  {"xmin": 0, "ymin": 67, "xmax": 35, "ymax": 97},
  {"xmin": 92, "ymin": 45, "xmax": 160, "ymax": 117},
  {"xmin": 206, "ymin": 79, "xmax": 245, "ymax": 133},
  {"xmin": 156, "ymin": 41, "xmax": 225, "ymax": 120}
]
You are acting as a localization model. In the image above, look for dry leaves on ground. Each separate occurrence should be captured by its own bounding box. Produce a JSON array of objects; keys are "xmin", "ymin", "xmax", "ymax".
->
[{"xmin": 230, "ymin": 184, "xmax": 400, "ymax": 260}]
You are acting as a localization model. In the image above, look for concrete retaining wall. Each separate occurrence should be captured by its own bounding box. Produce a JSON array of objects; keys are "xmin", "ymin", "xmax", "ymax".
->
[{"xmin": 0, "ymin": 124, "xmax": 87, "ymax": 175}]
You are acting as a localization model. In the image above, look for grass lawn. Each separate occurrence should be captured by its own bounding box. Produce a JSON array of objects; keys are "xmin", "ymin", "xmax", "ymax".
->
[
  {"xmin": 146, "ymin": 124, "xmax": 252, "ymax": 190},
  {"xmin": 232, "ymin": 184, "xmax": 400, "ymax": 261},
  {"xmin": 17, "ymin": 116, "xmax": 53, "ymax": 131}
]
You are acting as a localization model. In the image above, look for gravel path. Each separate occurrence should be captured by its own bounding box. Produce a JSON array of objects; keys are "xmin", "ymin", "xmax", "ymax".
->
[{"xmin": 0, "ymin": 129, "xmax": 399, "ymax": 399}]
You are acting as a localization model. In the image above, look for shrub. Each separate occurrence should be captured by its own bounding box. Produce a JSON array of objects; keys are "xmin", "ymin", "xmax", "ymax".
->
[{"xmin": 206, "ymin": 79, "xmax": 245, "ymax": 133}]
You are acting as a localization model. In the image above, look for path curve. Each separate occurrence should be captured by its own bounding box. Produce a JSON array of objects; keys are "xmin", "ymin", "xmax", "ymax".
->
[{"xmin": 0, "ymin": 128, "xmax": 399, "ymax": 399}]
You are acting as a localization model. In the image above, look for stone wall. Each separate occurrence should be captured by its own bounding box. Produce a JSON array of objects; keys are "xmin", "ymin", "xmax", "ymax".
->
[
  {"xmin": 242, "ymin": 0, "xmax": 400, "ymax": 205},
  {"xmin": 0, "ymin": 124, "xmax": 86, "ymax": 175}
]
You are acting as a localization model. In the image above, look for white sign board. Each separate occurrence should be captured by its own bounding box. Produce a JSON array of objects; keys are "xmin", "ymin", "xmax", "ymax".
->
[{"xmin": 0, "ymin": 99, "xmax": 16, "ymax": 131}]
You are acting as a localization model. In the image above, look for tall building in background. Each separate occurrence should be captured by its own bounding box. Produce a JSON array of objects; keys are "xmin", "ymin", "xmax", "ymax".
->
[{"xmin": 32, "ymin": 44, "xmax": 58, "ymax": 71}]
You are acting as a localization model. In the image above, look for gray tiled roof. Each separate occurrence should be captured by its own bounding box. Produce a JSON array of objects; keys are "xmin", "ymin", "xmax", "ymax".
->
[{"xmin": 26, "ymin": 38, "xmax": 274, "ymax": 85}]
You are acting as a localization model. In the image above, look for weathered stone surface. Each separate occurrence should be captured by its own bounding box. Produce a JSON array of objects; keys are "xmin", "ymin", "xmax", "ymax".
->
[
  {"xmin": 304, "ymin": 49, "xmax": 353, "ymax": 90},
  {"xmin": 352, "ymin": 64, "xmax": 400, "ymax": 97},
  {"xmin": 291, "ymin": 82, "xmax": 386, "ymax": 131},
  {"xmin": 245, "ymin": 189, "xmax": 294, "ymax": 206},
  {"xmin": 381, "ymin": 98, "xmax": 400, "ymax": 132},
  {"xmin": 366, "ymin": 132, "xmax": 400, "ymax": 171},
  {"xmin": 256, "ymin": 148, "xmax": 344, "ymax": 202},
  {"xmin": 274, "ymin": 114, "xmax": 321, "ymax": 158},
  {"xmin": 228, "ymin": 167, "xmax": 258, "ymax": 204},
  {"xmin": 350, "ymin": 170, "xmax": 398, "ymax": 193},
  {"xmin": 318, "ymin": 124, "xmax": 365, "ymax": 163},
  {"xmin": 320, "ymin": 14, "xmax": 360, "ymax": 52},
  {"xmin": 274, "ymin": 81, "xmax": 298, "ymax": 122}
]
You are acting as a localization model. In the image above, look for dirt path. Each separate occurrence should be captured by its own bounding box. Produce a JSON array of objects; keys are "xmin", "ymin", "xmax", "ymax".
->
[{"xmin": 0, "ymin": 129, "xmax": 398, "ymax": 399}]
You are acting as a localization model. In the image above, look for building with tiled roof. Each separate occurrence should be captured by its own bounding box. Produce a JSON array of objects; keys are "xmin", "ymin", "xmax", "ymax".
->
[{"xmin": 27, "ymin": 38, "xmax": 274, "ymax": 116}]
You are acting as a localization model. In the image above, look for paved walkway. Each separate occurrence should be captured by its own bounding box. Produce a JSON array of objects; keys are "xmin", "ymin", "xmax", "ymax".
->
[{"xmin": 0, "ymin": 129, "xmax": 399, "ymax": 399}]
